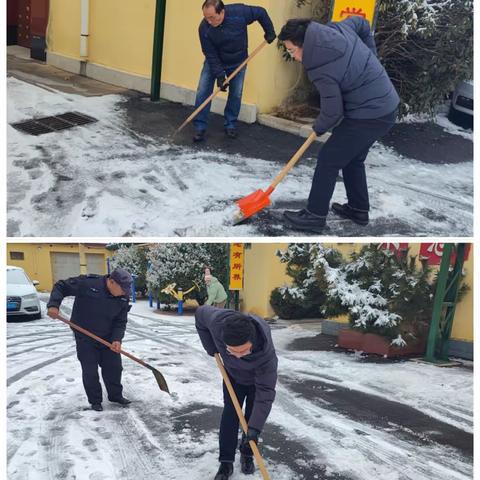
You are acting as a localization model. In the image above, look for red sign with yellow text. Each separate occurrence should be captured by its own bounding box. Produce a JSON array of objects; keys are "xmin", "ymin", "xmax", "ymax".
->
[
  {"xmin": 330, "ymin": 0, "xmax": 379, "ymax": 29},
  {"xmin": 229, "ymin": 243, "xmax": 245, "ymax": 291}
]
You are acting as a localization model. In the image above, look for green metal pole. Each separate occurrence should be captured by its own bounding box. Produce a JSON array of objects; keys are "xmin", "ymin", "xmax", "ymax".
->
[
  {"xmin": 150, "ymin": 0, "xmax": 167, "ymax": 102},
  {"xmin": 439, "ymin": 244, "xmax": 466, "ymax": 360},
  {"xmin": 424, "ymin": 243, "xmax": 453, "ymax": 362}
]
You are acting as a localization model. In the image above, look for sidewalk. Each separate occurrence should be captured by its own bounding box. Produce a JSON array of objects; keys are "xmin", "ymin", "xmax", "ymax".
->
[{"xmin": 7, "ymin": 53, "xmax": 473, "ymax": 237}]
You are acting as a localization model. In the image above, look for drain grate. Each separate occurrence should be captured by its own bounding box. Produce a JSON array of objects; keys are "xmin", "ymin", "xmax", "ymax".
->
[{"xmin": 11, "ymin": 111, "xmax": 98, "ymax": 136}]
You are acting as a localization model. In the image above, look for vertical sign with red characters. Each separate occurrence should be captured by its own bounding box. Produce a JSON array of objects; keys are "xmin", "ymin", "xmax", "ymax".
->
[
  {"xmin": 330, "ymin": 0, "xmax": 379, "ymax": 30},
  {"xmin": 419, "ymin": 243, "xmax": 471, "ymax": 266},
  {"xmin": 229, "ymin": 243, "xmax": 245, "ymax": 291}
]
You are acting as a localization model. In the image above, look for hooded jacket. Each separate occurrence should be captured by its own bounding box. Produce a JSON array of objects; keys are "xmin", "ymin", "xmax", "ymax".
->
[
  {"xmin": 206, "ymin": 276, "xmax": 228, "ymax": 305},
  {"xmin": 302, "ymin": 17, "xmax": 400, "ymax": 134},
  {"xmin": 195, "ymin": 305, "xmax": 278, "ymax": 431},
  {"xmin": 47, "ymin": 275, "xmax": 130, "ymax": 342},
  {"xmin": 199, "ymin": 3, "xmax": 275, "ymax": 78}
]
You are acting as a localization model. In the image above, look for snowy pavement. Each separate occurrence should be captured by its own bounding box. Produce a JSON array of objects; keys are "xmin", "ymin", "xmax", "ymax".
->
[
  {"xmin": 7, "ymin": 300, "xmax": 473, "ymax": 480},
  {"xmin": 7, "ymin": 76, "xmax": 473, "ymax": 237}
]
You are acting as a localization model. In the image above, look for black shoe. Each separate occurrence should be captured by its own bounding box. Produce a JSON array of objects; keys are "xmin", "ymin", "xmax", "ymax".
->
[
  {"xmin": 214, "ymin": 462, "xmax": 233, "ymax": 480},
  {"xmin": 193, "ymin": 130, "xmax": 206, "ymax": 143},
  {"xmin": 109, "ymin": 397, "xmax": 131, "ymax": 406},
  {"xmin": 225, "ymin": 128, "xmax": 238, "ymax": 139},
  {"xmin": 283, "ymin": 209, "xmax": 326, "ymax": 233},
  {"xmin": 240, "ymin": 455, "xmax": 255, "ymax": 475},
  {"xmin": 331, "ymin": 203, "xmax": 369, "ymax": 226},
  {"xmin": 91, "ymin": 403, "xmax": 103, "ymax": 412}
]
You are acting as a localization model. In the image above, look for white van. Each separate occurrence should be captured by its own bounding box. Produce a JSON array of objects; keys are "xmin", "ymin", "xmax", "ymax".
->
[{"xmin": 6, "ymin": 266, "xmax": 42, "ymax": 321}]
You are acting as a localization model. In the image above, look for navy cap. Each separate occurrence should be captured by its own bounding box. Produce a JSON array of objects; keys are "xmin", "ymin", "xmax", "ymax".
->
[{"xmin": 110, "ymin": 268, "xmax": 132, "ymax": 296}]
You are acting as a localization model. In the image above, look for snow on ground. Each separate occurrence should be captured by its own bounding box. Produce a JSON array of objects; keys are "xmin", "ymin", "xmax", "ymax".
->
[
  {"xmin": 402, "ymin": 110, "xmax": 473, "ymax": 142},
  {"xmin": 7, "ymin": 78, "xmax": 473, "ymax": 237},
  {"xmin": 7, "ymin": 300, "xmax": 473, "ymax": 480}
]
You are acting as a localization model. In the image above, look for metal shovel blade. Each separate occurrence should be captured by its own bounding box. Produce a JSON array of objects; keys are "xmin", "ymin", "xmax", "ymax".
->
[
  {"xmin": 233, "ymin": 189, "xmax": 272, "ymax": 224},
  {"xmin": 149, "ymin": 365, "xmax": 170, "ymax": 394}
]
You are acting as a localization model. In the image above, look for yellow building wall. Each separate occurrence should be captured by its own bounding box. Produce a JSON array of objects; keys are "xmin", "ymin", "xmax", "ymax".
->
[
  {"xmin": 243, "ymin": 243, "xmax": 357, "ymax": 319},
  {"xmin": 242, "ymin": 243, "xmax": 474, "ymax": 343},
  {"xmin": 242, "ymin": 243, "xmax": 290, "ymax": 317},
  {"xmin": 88, "ymin": 0, "xmax": 155, "ymax": 76},
  {"xmin": 47, "ymin": 0, "xmax": 81, "ymax": 60},
  {"xmin": 7, "ymin": 244, "xmax": 111, "ymax": 292},
  {"xmin": 46, "ymin": 0, "xmax": 313, "ymax": 113}
]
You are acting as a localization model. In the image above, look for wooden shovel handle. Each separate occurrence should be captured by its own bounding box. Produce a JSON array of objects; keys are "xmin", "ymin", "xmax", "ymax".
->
[
  {"xmin": 56, "ymin": 314, "xmax": 148, "ymax": 369},
  {"xmin": 270, "ymin": 131, "xmax": 317, "ymax": 190},
  {"xmin": 214, "ymin": 353, "xmax": 271, "ymax": 480},
  {"xmin": 175, "ymin": 41, "xmax": 268, "ymax": 136}
]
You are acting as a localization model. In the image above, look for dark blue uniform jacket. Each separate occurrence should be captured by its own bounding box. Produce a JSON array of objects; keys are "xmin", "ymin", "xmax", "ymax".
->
[{"xmin": 47, "ymin": 275, "xmax": 129, "ymax": 343}]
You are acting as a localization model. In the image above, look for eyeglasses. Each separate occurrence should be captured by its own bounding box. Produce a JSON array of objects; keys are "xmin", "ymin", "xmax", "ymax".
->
[{"xmin": 286, "ymin": 47, "xmax": 298, "ymax": 58}]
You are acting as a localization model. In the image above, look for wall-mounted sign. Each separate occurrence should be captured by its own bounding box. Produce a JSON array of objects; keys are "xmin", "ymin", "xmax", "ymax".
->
[
  {"xmin": 229, "ymin": 243, "xmax": 245, "ymax": 291},
  {"xmin": 419, "ymin": 243, "xmax": 471, "ymax": 266},
  {"xmin": 330, "ymin": 0, "xmax": 379, "ymax": 29}
]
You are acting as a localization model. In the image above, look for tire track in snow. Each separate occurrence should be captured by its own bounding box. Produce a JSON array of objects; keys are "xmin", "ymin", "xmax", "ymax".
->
[
  {"xmin": 7, "ymin": 351, "xmax": 75, "ymax": 387},
  {"xmin": 7, "ymin": 332, "xmax": 72, "ymax": 349},
  {"xmin": 7, "ymin": 333, "xmax": 146, "ymax": 359},
  {"xmin": 273, "ymin": 382, "xmax": 471, "ymax": 480},
  {"xmin": 284, "ymin": 368, "xmax": 473, "ymax": 434},
  {"xmin": 7, "ymin": 329, "xmax": 71, "ymax": 340},
  {"xmin": 368, "ymin": 175, "xmax": 472, "ymax": 209},
  {"xmin": 7, "ymin": 336, "xmax": 146, "ymax": 386}
]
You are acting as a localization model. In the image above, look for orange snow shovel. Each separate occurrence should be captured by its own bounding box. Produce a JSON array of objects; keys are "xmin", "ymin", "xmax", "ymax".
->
[
  {"xmin": 173, "ymin": 40, "xmax": 268, "ymax": 138},
  {"xmin": 233, "ymin": 131, "xmax": 317, "ymax": 224},
  {"xmin": 214, "ymin": 353, "xmax": 270, "ymax": 480},
  {"xmin": 56, "ymin": 314, "xmax": 170, "ymax": 394}
]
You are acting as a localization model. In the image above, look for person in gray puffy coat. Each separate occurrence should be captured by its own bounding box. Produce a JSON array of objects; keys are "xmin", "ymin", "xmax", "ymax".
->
[
  {"xmin": 195, "ymin": 305, "xmax": 278, "ymax": 479},
  {"xmin": 279, "ymin": 17, "xmax": 400, "ymax": 233}
]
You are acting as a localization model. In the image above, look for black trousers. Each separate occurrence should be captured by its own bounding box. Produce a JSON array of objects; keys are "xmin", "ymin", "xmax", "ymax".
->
[
  {"xmin": 307, "ymin": 110, "xmax": 397, "ymax": 217},
  {"xmin": 219, "ymin": 376, "xmax": 256, "ymax": 463},
  {"xmin": 75, "ymin": 337, "xmax": 123, "ymax": 405}
]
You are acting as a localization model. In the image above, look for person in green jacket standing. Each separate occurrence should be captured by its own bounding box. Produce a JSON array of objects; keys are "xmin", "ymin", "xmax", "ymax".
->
[{"xmin": 205, "ymin": 271, "xmax": 228, "ymax": 308}]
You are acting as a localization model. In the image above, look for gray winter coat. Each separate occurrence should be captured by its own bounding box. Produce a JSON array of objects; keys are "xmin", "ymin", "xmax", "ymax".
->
[
  {"xmin": 195, "ymin": 305, "xmax": 278, "ymax": 431},
  {"xmin": 303, "ymin": 17, "xmax": 400, "ymax": 134}
]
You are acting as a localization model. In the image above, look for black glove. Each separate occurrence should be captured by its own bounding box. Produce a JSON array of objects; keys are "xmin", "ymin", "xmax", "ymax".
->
[
  {"xmin": 264, "ymin": 31, "xmax": 277, "ymax": 44},
  {"xmin": 245, "ymin": 427, "xmax": 260, "ymax": 444},
  {"xmin": 216, "ymin": 75, "xmax": 229, "ymax": 92}
]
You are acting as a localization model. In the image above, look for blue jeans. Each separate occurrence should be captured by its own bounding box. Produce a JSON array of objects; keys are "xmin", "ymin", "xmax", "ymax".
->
[{"xmin": 193, "ymin": 61, "xmax": 246, "ymax": 132}]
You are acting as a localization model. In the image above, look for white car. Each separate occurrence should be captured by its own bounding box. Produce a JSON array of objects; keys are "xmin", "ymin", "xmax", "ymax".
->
[
  {"xmin": 7, "ymin": 266, "xmax": 42, "ymax": 321},
  {"xmin": 449, "ymin": 80, "xmax": 473, "ymax": 128}
]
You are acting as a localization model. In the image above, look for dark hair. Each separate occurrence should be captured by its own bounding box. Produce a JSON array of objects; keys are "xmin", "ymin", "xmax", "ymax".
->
[
  {"xmin": 202, "ymin": 0, "xmax": 225, "ymax": 14},
  {"xmin": 222, "ymin": 313, "xmax": 256, "ymax": 347},
  {"xmin": 278, "ymin": 19, "xmax": 312, "ymax": 47}
]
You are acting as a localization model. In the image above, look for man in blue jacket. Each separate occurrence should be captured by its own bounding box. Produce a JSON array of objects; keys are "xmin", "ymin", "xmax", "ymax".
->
[
  {"xmin": 278, "ymin": 17, "xmax": 400, "ymax": 232},
  {"xmin": 47, "ymin": 268, "xmax": 132, "ymax": 412},
  {"xmin": 195, "ymin": 305, "xmax": 278, "ymax": 479},
  {"xmin": 193, "ymin": 0, "xmax": 276, "ymax": 142}
]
